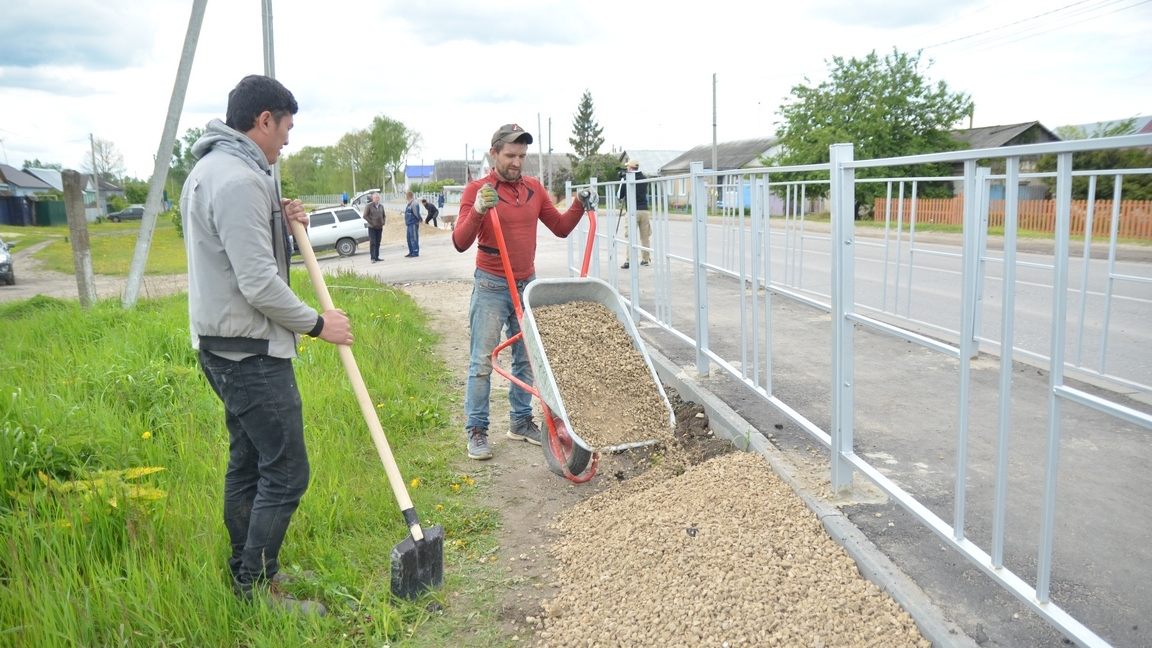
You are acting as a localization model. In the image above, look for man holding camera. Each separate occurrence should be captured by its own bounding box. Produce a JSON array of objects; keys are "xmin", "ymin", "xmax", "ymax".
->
[
  {"xmin": 451, "ymin": 123, "xmax": 593, "ymax": 461},
  {"xmin": 617, "ymin": 158, "xmax": 650, "ymax": 268}
]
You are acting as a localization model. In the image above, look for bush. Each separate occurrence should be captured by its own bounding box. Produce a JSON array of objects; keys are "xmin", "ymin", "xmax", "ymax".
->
[{"xmin": 168, "ymin": 204, "xmax": 182, "ymax": 238}]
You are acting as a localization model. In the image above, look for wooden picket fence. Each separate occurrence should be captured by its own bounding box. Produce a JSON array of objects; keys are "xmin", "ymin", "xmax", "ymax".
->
[{"xmin": 873, "ymin": 198, "xmax": 1152, "ymax": 240}]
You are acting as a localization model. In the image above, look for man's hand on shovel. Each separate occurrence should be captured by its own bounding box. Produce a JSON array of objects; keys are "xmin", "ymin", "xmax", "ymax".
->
[{"xmin": 282, "ymin": 198, "xmax": 354, "ymax": 345}]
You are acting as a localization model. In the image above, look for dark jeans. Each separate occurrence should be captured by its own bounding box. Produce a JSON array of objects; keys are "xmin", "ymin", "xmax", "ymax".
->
[
  {"xmin": 198, "ymin": 350, "xmax": 309, "ymax": 596},
  {"xmin": 368, "ymin": 227, "xmax": 382, "ymax": 261},
  {"xmin": 424, "ymin": 213, "xmax": 438, "ymax": 228},
  {"xmin": 406, "ymin": 222, "xmax": 420, "ymax": 256}
]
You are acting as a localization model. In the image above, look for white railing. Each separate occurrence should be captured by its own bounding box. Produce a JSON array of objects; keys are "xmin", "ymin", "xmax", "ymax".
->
[{"xmin": 569, "ymin": 133, "xmax": 1152, "ymax": 648}]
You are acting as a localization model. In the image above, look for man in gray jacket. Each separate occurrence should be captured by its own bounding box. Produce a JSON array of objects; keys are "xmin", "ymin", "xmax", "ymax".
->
[{"xmin": 182, "ymin": 75, "xmax": 352, "ymax": 613}]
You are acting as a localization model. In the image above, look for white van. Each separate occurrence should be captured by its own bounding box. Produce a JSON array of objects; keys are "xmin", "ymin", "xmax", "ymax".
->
[{"xmin": 290, "ymin": 205, "xmax": 369, "ymax": 257}]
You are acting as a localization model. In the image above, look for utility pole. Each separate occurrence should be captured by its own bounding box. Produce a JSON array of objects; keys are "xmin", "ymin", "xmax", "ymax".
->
[
  {"xmin": 711, "ymin": 73, "xmax": 718, "ymax": 173},
  {"xmin": 548, "ymin": 117, "xmax": 553, "ymax": 195},
  {"xmin": 62, "ymin": 170, "xmax": 98, "ymax": 307},
  {"xmin": 537, "ymin": 113, "xmax": 544, "ymax": 181},
  {"xmin": 122, "ymin": 0, "xmax": 207, "ymax": 308},
  {"xmin": 89, "ymin": 134, "xmax": 103, "ymax": 221}
]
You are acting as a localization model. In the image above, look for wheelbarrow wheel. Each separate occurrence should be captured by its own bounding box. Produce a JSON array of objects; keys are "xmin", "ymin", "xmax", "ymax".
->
[{"xmin": 542, "ymin": 416, "xmax": 591, "ymax": 477}]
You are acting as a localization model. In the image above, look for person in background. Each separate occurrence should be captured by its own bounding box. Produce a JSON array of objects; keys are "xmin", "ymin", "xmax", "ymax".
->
[
  {"xmin": 618, "ymin": 158, "xmax": 651, "ymax": 268},
  {"xmin": 182, "ymin": 74, "xmax": 353, "ymax": 616},
  {"xmin": 403, "ymin": 191, "xmax": 421, "ymax": 257},
  {"xmin": 451, "ymin": 123, "xmax": 593, "ymax": 461},
  {"xmin": 421, "ymin": 198, "xmax": 440, "ymax": 228},
  {"xmin": 362, "ymin": 191, "xmax": 386, "ymax": 263}
]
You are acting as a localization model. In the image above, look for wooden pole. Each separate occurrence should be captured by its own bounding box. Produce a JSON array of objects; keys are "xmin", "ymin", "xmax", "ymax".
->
[{"xmin": 62, "ymin": 170, "xmax": 98, "ymax": 307}]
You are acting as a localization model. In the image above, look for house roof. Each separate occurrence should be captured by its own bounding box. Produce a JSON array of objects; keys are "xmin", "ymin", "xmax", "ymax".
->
[
  {"xmin": 1059, "ymin": 115, "xmax": 1152, "ymax": 138},
  {"xmin": 0, "ymin": 164, "xmax": 54, "ymax": 191},
  {"xmin": 616, "ymin": 150, "xmax": 686, "ymax": 177},
  {"xmin": 432, "ymin": 160, "xmax": 484, "ymax": 184},
  {"xmin": 25, "ymin": 168, "xmax": 64, "ymax": 191},
  {"xmin": 477, "ymin": 152, "xmax": 572, "ymax": 178},
  {"xmin": 405, "ymin": 164, "xmax": 434, "ymax": 178},
  {"xmin": 81, "ymin": 174, "xmax": 123, "ymax": 193},
  {"xmin": 660, "ymin": 137, "xmax": 780, "ymax": 174},
  {"xmin": 950, "ymin": 122, "xmax": 1060, "ymax": 149}
]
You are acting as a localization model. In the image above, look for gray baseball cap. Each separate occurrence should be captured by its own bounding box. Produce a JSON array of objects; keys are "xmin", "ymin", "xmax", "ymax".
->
[{"xmin": 491, "ymin": 123, "xmax": 533, "ymax": 146}]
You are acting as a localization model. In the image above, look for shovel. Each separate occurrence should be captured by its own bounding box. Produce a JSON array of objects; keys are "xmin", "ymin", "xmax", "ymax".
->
[{"xmin": 289, "ymin": 219, "xmax": 444, "ymax": 601}]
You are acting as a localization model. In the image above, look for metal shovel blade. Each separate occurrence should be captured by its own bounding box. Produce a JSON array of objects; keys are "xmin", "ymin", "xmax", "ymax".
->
[{"xmin": 389, "ymin": 524, "xmax": 445, "ymax": 600}]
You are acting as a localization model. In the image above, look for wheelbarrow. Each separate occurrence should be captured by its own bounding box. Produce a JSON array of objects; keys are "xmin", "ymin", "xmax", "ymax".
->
[{"xmin": 487, "ymin": 197, "xmax": 675, "ymax": 483}]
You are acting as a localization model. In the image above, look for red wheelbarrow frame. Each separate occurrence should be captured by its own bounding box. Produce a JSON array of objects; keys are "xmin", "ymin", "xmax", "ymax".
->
[{"xmin": 487, "ymin": 202, "xmax": 599, "ymax": 483}]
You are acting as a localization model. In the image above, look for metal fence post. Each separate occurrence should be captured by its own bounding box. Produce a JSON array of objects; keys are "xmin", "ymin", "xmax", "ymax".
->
[
  {"xmin": 691, "ymin": 161, "xmax": 710, "ymax": 377},
  {"xmin": 972, "ymin": 166, "xmax": 992, "ymax": 357},
  {"xmin": 626, "ymin": 170, "xmax": 639, "ymax": 320},
  {"xmin": 954, "ymin": 159, "xmax": 979, "ymax": 541},
  {"xmin": 1037, "ymin": 152, "xmax": 1073, "ymax": 604},
  {"xmin": 565, "ymin": 180, "xmax": 574, "ymax": 274},
  {"xmin": 829, "ymin": 144, "xmax": 855, "ymax": 494}
]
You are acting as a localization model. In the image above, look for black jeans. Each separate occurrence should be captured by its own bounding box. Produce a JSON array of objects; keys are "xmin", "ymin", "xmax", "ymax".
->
[
  {"xmin": 198, "ymin": 351, "xmax": 310, "ymax": 596},
  {"xmin": 368, "ymin": 227, "xmax": 382, "ymax": 260}
]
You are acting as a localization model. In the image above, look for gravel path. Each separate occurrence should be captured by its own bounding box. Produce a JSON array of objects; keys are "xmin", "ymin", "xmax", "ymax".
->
[{"xmin": 535, "ymin": 451, "xmax": 928, "ymax": 647}]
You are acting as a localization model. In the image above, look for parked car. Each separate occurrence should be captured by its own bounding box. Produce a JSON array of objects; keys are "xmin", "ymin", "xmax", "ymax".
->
[
  {"xmin": 290, "ymin": 205, "xmax": 369, "ymax": 257},
  {"xmin": 0, "ymin": 235, "xmax": 15, "ymax": 285},
  {"xmin": 108, "ymin": 205, "xmax": 145, "ymax": 222}
]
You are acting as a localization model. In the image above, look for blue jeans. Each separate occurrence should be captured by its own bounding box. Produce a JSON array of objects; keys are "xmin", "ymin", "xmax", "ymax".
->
[
  {"xmin": 198, "ymin": 351, "xmax": 310, "ymax": 595},
  {"xmin": 465, "ymin": 268, "xmax": 535, "ymax": 431},
  {"xmin": 406, "ymin": 222, "xmax": 420, "ymax": 255}
]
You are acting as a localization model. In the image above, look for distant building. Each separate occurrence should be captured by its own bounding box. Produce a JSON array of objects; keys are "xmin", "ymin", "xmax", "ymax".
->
[
  {"xmin": 404, "ymin": 164, "xmax": 434, "ymax": 188},
  {"xmin": 950, "ymin": 121, "xmax": 1061, "ymax": 198},
  {"xmin": 0, "ymin": 164, "xmax": 54, "ymax": 225}
]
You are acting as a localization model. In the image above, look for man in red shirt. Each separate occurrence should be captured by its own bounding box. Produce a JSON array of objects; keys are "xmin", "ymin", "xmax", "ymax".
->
[{"xmin": 452, "ymin": 123, "xmax": 593, "ymax": 460}]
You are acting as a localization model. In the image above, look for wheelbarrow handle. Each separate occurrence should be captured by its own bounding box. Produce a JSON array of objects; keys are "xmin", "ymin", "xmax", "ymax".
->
[{"xmin": 289, "ymin": 219, "xmax": 425, "ymax": 543}]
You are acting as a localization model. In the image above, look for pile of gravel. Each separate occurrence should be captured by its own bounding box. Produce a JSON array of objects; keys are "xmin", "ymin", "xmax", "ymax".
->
[
  {"xmin": 532, "ymin": 301, "xmax": 671, "ymax": 448},
  {"xmin": 533, "ymin": 451, "xmax": 928, "ymax": 647}
]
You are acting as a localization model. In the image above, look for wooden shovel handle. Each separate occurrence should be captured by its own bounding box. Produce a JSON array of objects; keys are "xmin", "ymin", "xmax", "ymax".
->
[{"xmin": 289, "ymin": 219, "xmax": 424, "ymax": 542}]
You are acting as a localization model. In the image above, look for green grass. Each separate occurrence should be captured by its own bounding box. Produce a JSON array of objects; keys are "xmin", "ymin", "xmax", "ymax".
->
[
  {"xmin": 0, "ymin": 273, "xmax": 510, "ymax": 647},
  {"xmin": 32, "ymin": 220, "xmax": 189, "ymax": 275}
]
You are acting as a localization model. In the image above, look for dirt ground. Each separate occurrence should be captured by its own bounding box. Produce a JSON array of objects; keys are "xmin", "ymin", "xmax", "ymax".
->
[{"xmin": 406, "ymin": 281, "xmax": 928, "ymax": 647}]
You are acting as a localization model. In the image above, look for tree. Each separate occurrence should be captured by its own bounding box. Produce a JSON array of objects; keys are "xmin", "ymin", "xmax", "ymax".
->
[
  {"xmin": 81, "ymin": 136, "xmax": 126, "ymax": 182},
  {"xmin": 569, "ymin": 90, "xmax": 604, "ymax": 160},
  {"xmin": 1037, "ymin": 119, "xmax": 1152, "ymax": 200},
  {"xmin": 335, "ymin": 128, "xmax": 372, "ymax": 193},
  {"xmin": 23, "ymin": 159, "xmax": 62, "ymax": 171},
  {"xmin": 122, "ymin": 178, "xmax": 149, "ymax": 204},
  {"xmin": 771, "ymin": 49, "xmax": 973, "ymax": 216},
  {"xmin": 367, "ymin": 115, "xmax": 421, "ymax": 192},
  {"xmin": 169, "ymin": 127, "xmax": 204, "ymax": 191},
  {"xmin": 572, "ymin": 153, "xmax": 622, "ymax": 188}
]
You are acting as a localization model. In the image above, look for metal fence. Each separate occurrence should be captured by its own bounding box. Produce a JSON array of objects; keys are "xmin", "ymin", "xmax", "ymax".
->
[{"xmin": 568, "ymin": 133, "xmax": 1152, "ymax": 647}]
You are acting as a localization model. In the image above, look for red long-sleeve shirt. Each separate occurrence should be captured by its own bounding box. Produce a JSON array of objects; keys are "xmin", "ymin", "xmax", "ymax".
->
[{"xmin": 452, "ymin": 171, "xmax": 585, "ymax": 280}]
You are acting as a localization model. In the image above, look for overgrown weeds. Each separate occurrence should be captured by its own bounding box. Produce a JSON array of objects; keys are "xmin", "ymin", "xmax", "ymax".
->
[{"xmin": 0, "ymin": 272, "xmax": 505, "ymax": 646}]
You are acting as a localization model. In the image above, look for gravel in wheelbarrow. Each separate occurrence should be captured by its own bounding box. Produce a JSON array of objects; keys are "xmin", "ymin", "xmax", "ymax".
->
[{"xmin": 532, "ymin": 301, "xmax": 673, "ymax": 450}]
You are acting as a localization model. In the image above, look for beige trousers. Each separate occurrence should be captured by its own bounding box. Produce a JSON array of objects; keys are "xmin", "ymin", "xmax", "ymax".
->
[{"xmin": 625, "ymin": 210, "xmax": 652, "ymax": 263}]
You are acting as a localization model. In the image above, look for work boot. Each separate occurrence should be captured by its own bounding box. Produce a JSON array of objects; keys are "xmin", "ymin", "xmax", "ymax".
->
[
  {"xmin": 621, "ymin": 261, "xmax": 630, "ymax": 269},
  {"xmin": 236, "ymin": 579, "xmax": 327, "ymax": 617},
  {"xmin": 265, "ymin": 582, "xmax": 327, "ymax": 616},
  {"xmin": 468, "ymin": 426, "xmax": 493, "ymax": 460},
  {"xmin": 507, "ymin": 417, "xmax": 542, "ymax": 446}
]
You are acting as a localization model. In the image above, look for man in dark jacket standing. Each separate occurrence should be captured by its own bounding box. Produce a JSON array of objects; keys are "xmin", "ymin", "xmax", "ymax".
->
[
  {"xmin": 182, "ymin": 74, "xmax": 353, "ymax": 614},
  {"xmin": 618, "ymin": 158, "xmax": 651, "ymax": 268},
  {"xmin": 362, "ymin": 192, "xmax": 386, "ymax": 262},
  {"xmin": 403, "ymin": 191, "xmax": 421, "ymax": 257}
]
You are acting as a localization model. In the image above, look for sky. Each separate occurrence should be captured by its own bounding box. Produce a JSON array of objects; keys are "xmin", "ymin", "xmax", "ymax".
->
[{"xmin": 1, "ymin": 0, "xmax": 1150, "ymax": 181}]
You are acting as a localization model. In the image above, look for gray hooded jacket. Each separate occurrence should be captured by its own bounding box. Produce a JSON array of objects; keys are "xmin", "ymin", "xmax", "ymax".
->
[{"xmin": 182, "ymin": 118, "xmax": 319, "ymax": 358}]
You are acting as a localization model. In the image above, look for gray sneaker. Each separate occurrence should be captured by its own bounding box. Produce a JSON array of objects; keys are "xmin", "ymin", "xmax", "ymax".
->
[
  {"xmin": 507, "ymin": 417, "xmax": 543, "ymax": 446},
  {"xmin": 468, "ymin": 427, "xmax": 493, "ymax": 460}
]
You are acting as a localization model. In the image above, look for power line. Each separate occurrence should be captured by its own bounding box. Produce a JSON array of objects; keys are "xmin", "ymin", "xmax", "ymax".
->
[
  {"xmin": 929, "ymin": 0, "xmax": 1147, "ymax": 54},
  {"xmin": 915, "ymin": 0, "xmax": 1094, "ymax": 50}
]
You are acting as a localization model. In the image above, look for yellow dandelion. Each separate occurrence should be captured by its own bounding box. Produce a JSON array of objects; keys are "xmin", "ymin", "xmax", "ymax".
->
[
  {"xmin": 410, "ymin": 478, "xmax": 420, "ymax": 488},
  {"xmin": 450, "ymin": 483, "xmax": 460, "ymax": 492},
  {"xmin": 376, "ymin": 403, "xmax": 384, "ymax": 409},
  {"xmin": 435, "ymin": 504, "xmax": 444, "ymax": 511},
  {"xmin": 142, "ymin": 431, "xmax": 152, "ymax": 440}
]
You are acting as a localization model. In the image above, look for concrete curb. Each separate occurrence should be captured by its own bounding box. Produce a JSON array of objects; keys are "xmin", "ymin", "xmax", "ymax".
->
[{"xmin": 647, "ymin": 346, "xmax": 978, "ymax": 648}]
